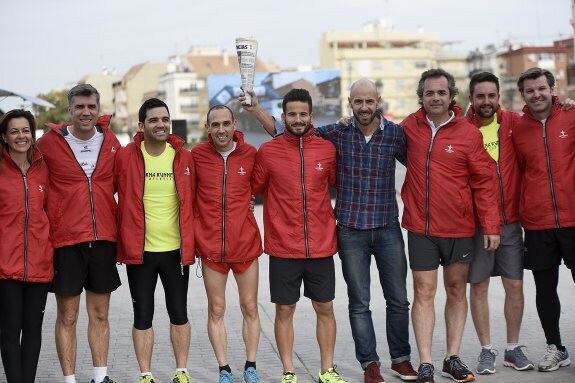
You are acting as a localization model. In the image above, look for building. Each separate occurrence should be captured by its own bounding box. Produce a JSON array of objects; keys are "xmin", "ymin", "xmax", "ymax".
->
[
  {"xmin": 319, "ymin": 19, "xmax": 467, "ymax": 121},
  {"xmin": 157, "ymin": 45, "xmax": 268, "ymax": 143},
  {"xmin": 112, "ymin": 62, "xmax": 167, "ymax": 133},
  {"xmin": 78, "ymin": 68, "xmax": 121, "ymax": 115},
  {"xmin": 498, "ymin": 44, "xmax": 569, "ymax": 111}
]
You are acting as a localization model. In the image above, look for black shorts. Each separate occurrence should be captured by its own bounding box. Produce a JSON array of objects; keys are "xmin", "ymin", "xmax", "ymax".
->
[
  {"xmin": 269, "ymin": 256, "xmax": 335, "ymax": 305},
  {"xmin": 408, "ymin": 232, "xmax": 474, "ymax": 271},
  {"xmin": 127, "ymin": 250, "xmax": 189, "ymax": 329},
  {"xmin": 524, "ymin": 227, "xmax": 575, "ymax": 270},
  {"xmin": 51, "ymin": 241, "xmax": 121, "ymax": 296}
]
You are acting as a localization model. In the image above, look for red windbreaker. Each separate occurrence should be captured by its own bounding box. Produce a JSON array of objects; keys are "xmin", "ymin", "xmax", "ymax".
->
[
  {"xmin": 251, "ymin": 126, "xmax": 337, "ymax": 259},
  {"xmin": 512, "ymin": 99, "xmax": 575, "ymax": 230},
  {"xmin": 38, "ymin": 115, "xmax": 119, "ymax": 248},
  {"xmin": 400, "ymin": 107, "xmax": 500, "ymax": 237},
  {"xmin": 191, "ymin": 131, "xmax": 262, "ymax": 263},
  {"xmin": 115, "ymin": 132, "xmax": 196, "ymax": 265},
  {"xmin": 0, "ymin": 148, "xmax": 53, "ymax": 282},
  {"xmin": 467, "ymin": 106, "xmax": 521, "ymax": 225}
]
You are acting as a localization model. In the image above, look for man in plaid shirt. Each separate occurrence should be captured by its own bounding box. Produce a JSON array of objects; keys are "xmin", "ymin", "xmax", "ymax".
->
[{"xmin": 240, "ymin": 79, "xmax": 416, "ymax": 383}]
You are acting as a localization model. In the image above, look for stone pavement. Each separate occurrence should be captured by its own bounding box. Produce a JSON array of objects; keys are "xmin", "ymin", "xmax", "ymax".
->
[{"xmin": 5, "ymin": 169, "xmax": 575, "ymax": 382}]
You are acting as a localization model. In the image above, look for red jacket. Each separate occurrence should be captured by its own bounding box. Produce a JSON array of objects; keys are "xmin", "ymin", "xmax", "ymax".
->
[
  {"xmin": 115, "ymin": 132, "xmax": 196, "ymax": 265},
  {"xmin": 191, "ymin": 131, "xmax": 262, "ymax": 263},
  {"xmin": 38, "ymin": 115, "xmax": 119, "ymax": 248},
  {"xmin": 251, "ymin": 126, "xmax": 337, "ymax": 259},
  {"xmin": 0, "ymin": 148, "xmax": 53, "ymax": 282},
  {"xmin": 467, "ymin": 106, "xmax": 521, "ymax": 225},
  {"xmin": 512, "ymin": 99, "xmax": 575, "ymax": 229},
  {"xmin": 400, "ymin": 107, "xmax": 500, "ymax": 237}
]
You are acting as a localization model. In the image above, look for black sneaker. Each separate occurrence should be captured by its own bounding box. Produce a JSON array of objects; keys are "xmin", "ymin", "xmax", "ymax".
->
[
  {"xmin": 441, "ymin": 355, "xmax": 475, "ymax": 382},
  {"xmin": 416, "ymin": 363, "xmax": 434, "ymax": 383}
]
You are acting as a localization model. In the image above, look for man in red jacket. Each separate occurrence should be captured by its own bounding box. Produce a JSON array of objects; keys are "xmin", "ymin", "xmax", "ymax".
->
[
  {"xmin": 512, "ymin": 67, "xmax": 575, "ymax": 373},
  {"xmin": 465, "ymin": 72, "xmax": 535, "ymax": 375},
  {"xmin": 115, "ymin": 98, "xmax": 195, "ymax": 383},
  {"xmin": 191, "ymin": 105, "xmax": 263, "ymax": 383},
  {"xmin": 251, "ymin": 89, "xmax": 346, "ymax": 383},
  {"xmin": 401, "ymin": 69, "xmax": 500, "ymax": 383},
  {"xmin": 38, "ymin": 84, "xmax": 121, "ymax": 383}
]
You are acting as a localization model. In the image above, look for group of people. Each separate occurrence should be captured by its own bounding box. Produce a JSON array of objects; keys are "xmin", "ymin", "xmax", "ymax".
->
[{"xmin": 0, "ymin": 65, "xmax": 573, "ymax": 383}]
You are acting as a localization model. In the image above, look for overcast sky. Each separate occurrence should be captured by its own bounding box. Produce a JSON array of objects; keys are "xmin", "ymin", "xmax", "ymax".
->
[{"xmin": 1, "ymin": 0, "xmax": 572, "ymax": 98}]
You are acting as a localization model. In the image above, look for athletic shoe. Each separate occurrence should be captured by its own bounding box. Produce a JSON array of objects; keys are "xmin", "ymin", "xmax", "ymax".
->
[
  {"xmin": 391, "ymin": 360, "xmax": 417, "ymax": 381},
  {"xmin": 441, "ymin": 355, "xmax": 475, "ymax": 382},
  {"xmin": 173, "ymin": 371, "xmax": 192, "ymax": 383},
  {"xmin": 538, "ymin": 344, "xmax": 571, "ymax": 372},
  {"xmin": 364, "ymin": 362, "xmax": 384, "ymax": 383},
  {"xmin": 476, "ymin": 348, "xmax": 498, "ymax": 374},
  {"xmin": 416, "ymin": 363, "xmax": 434, "ymax": 383},
  {"xmin": 281, "ymin": 371, "xmax": 297, "ymax": 383},
  {"xmin": 243, "ymin": 367, "xmax": 259, "ymax": 383},
  {"xmin": 92, "ymin": 377, "xmax": 116, "ymax": 383},
  {"xmin": 137, "ymin": 375, "xmax": 155, "ymax": 383},
  {"xmin": 219, "ymin": 370, "xmax": 235, "ymax": 383},
  {"xmin": 318, "ymin": 367, "xmax": 347, "ymax": 382},
  {"xmin": 503, "ymin": 345, "xmax": 534, "ymax": 371}
]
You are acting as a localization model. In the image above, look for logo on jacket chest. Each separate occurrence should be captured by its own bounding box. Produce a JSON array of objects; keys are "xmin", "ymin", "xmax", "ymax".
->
[
  {"xmin": 559, "ymin": 130, "xmax": 568, "ymax": 139},
  {"xmin": 444, "ymin": 145, "xmax": 455, "ymax": 154},
  {"xmin": 237, "ymin": 166, "xmax": 247, "ymax": 176},
  {"xmin": 38, "ymin": 184, "xmax": 44, "ymax": 193},
  {"xmin": 184, "ymin": 167, "xmax": 190, "ymax": 176},
  {"xmin": 315, "ymin": 162, "xmax": 324, "ymax": 171}
]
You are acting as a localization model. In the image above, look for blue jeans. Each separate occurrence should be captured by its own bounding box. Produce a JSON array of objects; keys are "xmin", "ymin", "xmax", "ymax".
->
[{"xmin": 338, "ymin": 220, "xmax": 411, "ymax": 368}]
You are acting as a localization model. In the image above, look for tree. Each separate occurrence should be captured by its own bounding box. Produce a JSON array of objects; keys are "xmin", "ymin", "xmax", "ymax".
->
[{"xmin": 33, "ymin": 89, "xmax": 70, "ymax": 131}]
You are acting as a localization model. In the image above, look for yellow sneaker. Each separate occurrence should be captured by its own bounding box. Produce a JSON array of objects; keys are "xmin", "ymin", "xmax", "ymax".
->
[{"xmin": 319, "ymin": 367, "xmax": 347, "ymax": 383}]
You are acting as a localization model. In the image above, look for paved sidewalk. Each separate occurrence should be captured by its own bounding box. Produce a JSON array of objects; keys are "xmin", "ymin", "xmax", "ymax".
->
[{"xmin": 4, "ymin": 169, "xmax": 575, "ymax": 382}]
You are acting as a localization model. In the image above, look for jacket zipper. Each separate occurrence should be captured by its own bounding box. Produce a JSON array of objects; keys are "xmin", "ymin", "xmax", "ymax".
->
[
  {"xmin": 299, "ymin": 137, "xmax": 310, "ymax": 258},
  {"xmin": 23, "ymin": 173, "xmax": 30, "ymax": 281},
  {"xmin": 424, "ymin": 133, "xmax": 438, "ymax": 236},
  {"xmin": 221, "ymin": 158, "xmax": 228, "ymax": 263},
  {"xmin": 494, "ymin": 128, "xmax": 508, "ymax": 225},
  {"xmin": 541, "ymin": 120, "xmax": 560, "ymax": 227},
  {"xmin": 61, "ymin": 129, "xmax": 104, "ymax": 241},
  {"xmin": 172, "ymin": 156, "xmax": 185, "ymax": 275}
]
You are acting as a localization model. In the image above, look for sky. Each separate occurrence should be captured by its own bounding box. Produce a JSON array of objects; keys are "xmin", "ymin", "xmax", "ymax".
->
[{"xmin": 1, "ymin": 0, "xmax": 572, "ymax": 99}]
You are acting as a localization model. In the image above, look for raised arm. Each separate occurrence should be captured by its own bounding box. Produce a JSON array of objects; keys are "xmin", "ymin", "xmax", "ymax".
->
[{"xmin": 238, "ymin": 88, "xmax": 278, "ymax": 136}]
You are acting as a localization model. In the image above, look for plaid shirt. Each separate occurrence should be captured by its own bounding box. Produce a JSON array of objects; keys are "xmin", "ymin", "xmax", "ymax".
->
[{"xmin": 275, "ymin": 113, "xmax": 406, "ymax": 229}]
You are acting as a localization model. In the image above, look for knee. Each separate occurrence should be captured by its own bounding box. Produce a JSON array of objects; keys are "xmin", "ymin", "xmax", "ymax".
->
[
  {"xmin": 470, "ymin": 280, "xmax": 489, "ymax": 297},
  {"xmin": 208, "ymin": 301, "xmax": 226, "ymax": 322},
  {"xmin": 57, "ymin": 307, "xmax": 79, "ymax": 327},
  {"xmin": 413, "ymin": 281, "xmax": 436, "ymax": 302},
  {"xmin": 504, "ymin": 280, "xmax": 524, "ymax": 298},
  {"xmin": 444, "ymin": 282, "xmax": 467, "ymax": 300},
  {"xmin": 312, "ymin": 301, "xmax": 334, "ymax": 317},
  {"xmin": 240, "ymin": 300, "xmax": 259, "ymax": 320},
  {"xmin": 276, "ymin": 304, "xmax": 296, "ymax": 321}
]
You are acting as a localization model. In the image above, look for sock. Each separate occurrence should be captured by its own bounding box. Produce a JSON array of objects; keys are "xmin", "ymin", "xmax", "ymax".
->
[
  {"xmin": 506, "ymin": 343, "xmax": 519, "ymax": 351},
  {"xmin": 141, "ymin": 372, "xmax": 152, "ymax": 377},
  {"xmin": 481, "ymin": 344, "xmax": 493, "ymax": 350},
  {"xmin": 556, "ymin": 345, "xmax": 566, "ymax": 352},
  {"xmin": 93, "ymin": 366, "xmax": 107, "ymax": 383},
  {"xmin": 219, "ymin": 365, "xmax": 232, "ymax": 373},
  {"xmin": 245, "ymin": 361, "xmax": 256, "ymax": 371},
  {"xmin": 64, "ymin": 375, "xmax": 77, "ymax": 383},
  {"xmin": 176, "ymin": 368, "xmax": 188, "ymax": 374}
]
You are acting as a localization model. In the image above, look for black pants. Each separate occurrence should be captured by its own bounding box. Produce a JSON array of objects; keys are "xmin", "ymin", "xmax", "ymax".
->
[
  {"xmin": 532, "ymin": 266, "xmax": 575, "ymax": 347},
  {"xmin": 0, "ymin": 279, "xmax": 50, "ymax": 383}
]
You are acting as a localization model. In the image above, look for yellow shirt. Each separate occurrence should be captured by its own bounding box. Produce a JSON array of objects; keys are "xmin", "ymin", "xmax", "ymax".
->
[
  {"xmin": 141, "ymin": 142, "xmax": 180, "ymax": 252},
  {"xmin": 479, "ymin": 113, "xmax": 500, "ymax": 162}
]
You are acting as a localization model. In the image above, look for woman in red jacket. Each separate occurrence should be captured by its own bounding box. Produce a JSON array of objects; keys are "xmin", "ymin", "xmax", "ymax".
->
[{"xmin": 0, "ymin": 109, "xmax": 52, "ymax": 383}]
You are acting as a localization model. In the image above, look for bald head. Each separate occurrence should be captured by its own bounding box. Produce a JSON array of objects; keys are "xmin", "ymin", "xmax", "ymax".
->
[
  {"xmin": 350, "ymin": 79, "xmax": 378, "ymax": 99},
  {"xmin": 348, "ymin": 79, "xmax": 381, "ymax": 128}
]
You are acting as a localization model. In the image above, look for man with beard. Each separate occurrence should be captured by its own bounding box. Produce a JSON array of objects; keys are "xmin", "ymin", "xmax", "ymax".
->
[
  {"xmin": 251, "ymin": 89, "xmax": 347, "ymax": 383},
  {"xmin": 241, "ymin": 79, "xmax": 416, "ymax": 383},
  {"xmin": 512, "ymin": 67, "xmax": 575, "ymax": 373},
  {"xmin": 115, "ymin": 98, "xmax": 195, "ymax": 383},
  {"xmin": 465, "ymin": 72, "xmax": 534, "ymax": 375},
  {"xmin": 400, "ymin": 68, "xmax": 500, "ymax": 383}
]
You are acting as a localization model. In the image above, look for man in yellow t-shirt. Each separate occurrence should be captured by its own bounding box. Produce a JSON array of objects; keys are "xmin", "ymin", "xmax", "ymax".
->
[{"xmin": 115, "ymin": 98, "xmax": 195, "ymax": 383}]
